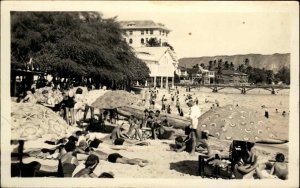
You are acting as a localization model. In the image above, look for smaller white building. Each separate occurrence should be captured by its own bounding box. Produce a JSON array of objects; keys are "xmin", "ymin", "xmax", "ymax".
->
[{"xmin": 134, "ymin": 47, "xmax": 178, "ymax": 88}]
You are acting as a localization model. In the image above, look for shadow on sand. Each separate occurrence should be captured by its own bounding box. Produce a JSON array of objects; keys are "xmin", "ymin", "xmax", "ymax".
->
[{"xmin": 170, "ymin": 160, "xmax": 199, "ymax": 176}]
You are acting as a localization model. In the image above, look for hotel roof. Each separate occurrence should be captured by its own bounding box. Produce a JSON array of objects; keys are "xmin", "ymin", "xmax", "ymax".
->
[
  {"xmin": 119, "ymin": 20, "xmax": 170, "ymax": 31},
  {"xmin": 134, "ymin": 47, "xmax": 177, "ymax": 62}
]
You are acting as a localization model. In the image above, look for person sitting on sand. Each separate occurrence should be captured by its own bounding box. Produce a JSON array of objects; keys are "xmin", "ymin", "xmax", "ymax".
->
[
  {"xmin": 174, "ymin": 130, "xmax": 211, "ymax": 156},
  {"xmin": 282, "ymin": 111, "xmax": 286, "ymax": 117},
  {"xmin": 156, "ymin": 118, "xmax": 175, "ymax": 140},
  {"xmin": 110, "ymin": 123, "xmax": 129, "ymax": 142},
  {"xmin": 230, "ymin": 141, "xmax": 262, "ymax": 179},
  {"xmin": 141, "ymin": 109, "xmax": 150, "ymax": 128},
  {"xmin": 58, "ymin": 141, "xmax": 79, "ymax": 177},
  {"xmin": 127, "ymin": 116, "xmax": 143, "ymax": 141},
  {"xmin": 270, "ymin": 153, "xmax": 288, "ymax": 180},
  {"xmin": 150, "ymin": 110, "xmax": 162, "ymax": 139}
]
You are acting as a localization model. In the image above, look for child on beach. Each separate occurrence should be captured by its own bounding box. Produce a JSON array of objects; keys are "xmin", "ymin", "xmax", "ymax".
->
[{"xmin": 270, "ymin": 153, "xmax": 288, "ymax": 180}]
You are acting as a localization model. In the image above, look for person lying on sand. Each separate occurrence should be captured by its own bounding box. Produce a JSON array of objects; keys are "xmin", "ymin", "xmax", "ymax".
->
[
  {"xmin": 106, "ymin": 153, "xmax": 149, "ymax": 167},
  {"xmin": 28, "ymin": 135, "xmax": 80, "ymax": 159},
  {"xmin": 76, "ymin": 147, "xmax": 149, "ymax": 167}
]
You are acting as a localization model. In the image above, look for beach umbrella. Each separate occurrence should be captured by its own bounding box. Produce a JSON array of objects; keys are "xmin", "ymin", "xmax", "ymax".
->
[
  {"xmin": 11, "ymin": 102, "xmax": 70, "ymax": 140},
  {"xmin": 11, "ymin": 102, "xmax": 71, "ymax": 176},
  {"xmin": 197, "ymin": 105, "xmax": 281, "ymax": 142},
  {"xmin": 84, "ymin": 89, "xmax": 109, "ymax": 106},
  {"xmin": 91, "ymin": 90, "xmax": 139, "ymax": 109}
]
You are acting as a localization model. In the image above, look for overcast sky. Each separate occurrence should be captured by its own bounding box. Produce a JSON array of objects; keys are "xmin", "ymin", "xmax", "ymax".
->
[{"xmin": 98, "ymin": 1, "xmax": 294, "ymax": 58}]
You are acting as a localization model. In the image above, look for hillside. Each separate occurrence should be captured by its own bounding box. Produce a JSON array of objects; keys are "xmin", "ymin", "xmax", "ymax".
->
[{"xmin": 178, "ymin": 53, "xmax": 290, "ymax": 73}]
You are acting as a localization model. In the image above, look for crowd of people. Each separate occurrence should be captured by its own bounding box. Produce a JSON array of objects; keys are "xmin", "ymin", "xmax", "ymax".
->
[{"xmin": 13, "ymin": 81, "xmax": 288, "ymax": 179}]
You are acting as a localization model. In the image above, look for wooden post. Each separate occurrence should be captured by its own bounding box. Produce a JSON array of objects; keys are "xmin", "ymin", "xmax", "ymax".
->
[{"xmin": 160, "ymin": 77, "xmax": 163, "ymax": 89}]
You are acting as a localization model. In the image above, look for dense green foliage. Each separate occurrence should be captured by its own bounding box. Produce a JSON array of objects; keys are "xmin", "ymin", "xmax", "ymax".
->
[{"xmin": 11, "ymin": 12, "xmax": 150, "ymax": 84}]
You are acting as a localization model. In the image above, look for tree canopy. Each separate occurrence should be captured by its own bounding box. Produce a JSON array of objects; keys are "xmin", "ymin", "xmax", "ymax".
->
[{"xmin": 11, "ymin": 12, "xmax": 150, "ymax": 82}]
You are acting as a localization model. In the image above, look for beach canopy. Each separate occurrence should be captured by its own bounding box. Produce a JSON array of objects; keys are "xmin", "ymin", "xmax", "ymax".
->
[
  {"xmin": 197, "ymin": 105, "xmax": 281, "ymax": 142},
  {"xmin": 11, "ymin": 102, "xmax": 69, "ymax": 140},
  {"xmin": 91, "ymin": 90, "xmax": 139, "ymax": 109},
  {"xmin": 84, "ymin": 89, "xmax": 110, "ymax": 106}
]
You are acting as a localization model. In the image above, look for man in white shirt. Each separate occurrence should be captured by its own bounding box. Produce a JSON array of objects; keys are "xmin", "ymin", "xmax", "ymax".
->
[{"xmin": 187, "ymin": 99, "xmax": 201, "ymax": 155}]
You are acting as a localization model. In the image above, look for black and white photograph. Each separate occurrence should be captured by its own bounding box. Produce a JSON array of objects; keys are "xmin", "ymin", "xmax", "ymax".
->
[{"xmin": 1, "ymin": 1, "xmax": 299, "ymax": 188}]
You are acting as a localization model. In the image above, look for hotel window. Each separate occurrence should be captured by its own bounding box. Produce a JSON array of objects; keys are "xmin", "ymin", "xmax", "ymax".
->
[
  {"xmin": 129, "ymin": 38, "xmax": 133, "ymax": 44},
  {"xmin": 141, "ymin": 30, "xmax": 144, "ymax": 35},
  {"xmin": 150, "ymin": 30, "xmax": 153, "ymax": 34},
  {"xmin": 129, "ymin": 30, "xmax": 133, "ymax": 35},
  {"xmin": 141, "ymin": 38, "xmax": 145, "ymax": 44},
  {"xmin": 146, "ymin": 29, "xmax": 148, "ymax": 34}
]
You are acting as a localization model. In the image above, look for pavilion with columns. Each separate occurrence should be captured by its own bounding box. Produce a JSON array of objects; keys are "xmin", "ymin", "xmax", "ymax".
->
[{"xmin": 134, "ymin": 47, "xmax": 178, "ymax": 89}]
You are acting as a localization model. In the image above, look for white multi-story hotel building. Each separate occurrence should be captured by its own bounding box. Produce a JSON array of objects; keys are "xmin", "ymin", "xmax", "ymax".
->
[
  {"xmin": 119, "ymin": 20, "xmax": 171, "ymax": 48},
  {"xmin": 120, "ymin": 20, "xmax": 178, "ymax": 88}
]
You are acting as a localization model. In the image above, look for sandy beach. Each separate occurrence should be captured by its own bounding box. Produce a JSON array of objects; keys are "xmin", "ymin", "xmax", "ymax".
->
[{"xmin": 14, "ymin": 87, "xmax": 289, "ymax": 179}]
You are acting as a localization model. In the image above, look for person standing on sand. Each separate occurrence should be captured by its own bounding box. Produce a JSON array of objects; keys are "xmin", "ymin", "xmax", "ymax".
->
[
  {"xmin": 264, "ymin": 109, "xmax": 269, "ymax": 119},
  {"xmin": 194, "ymin": 97, "xmax": 199, "ymax": 105},
  {"xmin": 215, "ymin": 99, "xmax": 219, "ymax": 107},
  {"xmin": 186, "ymin": 99, "xmax": 201, "ymax": 155},
  {"xmin": 83, "ymin": 85, "xmax": 95, "ymax": 122}
]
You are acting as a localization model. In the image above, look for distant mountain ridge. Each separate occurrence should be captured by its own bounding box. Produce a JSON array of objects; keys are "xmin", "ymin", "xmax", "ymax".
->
[{"xmin": 178, "ymin": 53, "xmax": 290, "ymax": 73}]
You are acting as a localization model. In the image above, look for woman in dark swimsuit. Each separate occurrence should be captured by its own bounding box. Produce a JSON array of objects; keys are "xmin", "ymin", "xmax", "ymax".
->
[{"xmin": 64, "ymin": 86, "xmax": 75, "ymax": 125}]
